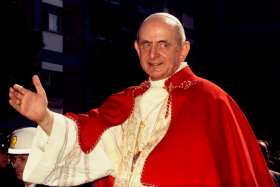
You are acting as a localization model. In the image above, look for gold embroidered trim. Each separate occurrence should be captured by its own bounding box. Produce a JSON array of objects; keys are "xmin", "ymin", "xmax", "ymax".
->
[
  {"xmin": 164, "ymin": 80, "xmax": 199, "ymax": 118},
  {"xmin": 132, "ymin": 81, "xmax": 150, "ymax": 98},
  {"xmin": 165, "ymin": 80, "xmax": 198, "ymax": 93}
]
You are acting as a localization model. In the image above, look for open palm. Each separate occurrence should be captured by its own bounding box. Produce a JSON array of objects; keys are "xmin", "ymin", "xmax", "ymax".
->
[{"xmin": 9, "ymin": 75, "xmax": 48, "ymax": 123}]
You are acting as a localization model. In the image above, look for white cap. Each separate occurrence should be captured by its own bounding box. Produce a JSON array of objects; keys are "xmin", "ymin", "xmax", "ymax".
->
[{"xmin": 8, "ymin": 127, "xmax": 36, "ymax": 155}]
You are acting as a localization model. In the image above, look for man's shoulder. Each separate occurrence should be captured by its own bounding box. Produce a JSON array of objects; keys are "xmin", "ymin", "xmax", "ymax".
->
[
  {"xmin": 112, "ymin": 81, "xmax": 150, "ymax": 98},
  {"xmin": 170, "ymin": 66, "xmax": 228, "ymax": 97},
  {"xmin": 185, "ymin": 76, "xmax": 229, "ymax": 100}
]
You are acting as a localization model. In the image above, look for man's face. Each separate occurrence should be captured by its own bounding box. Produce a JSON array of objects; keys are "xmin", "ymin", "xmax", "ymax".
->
[
  {"xmin": 10, "ymin": 154, "xmax": 28, "ymax": 180},
  {"xmin": 135, "ymin": 18, "xmax": 189, "ymax": 80}
]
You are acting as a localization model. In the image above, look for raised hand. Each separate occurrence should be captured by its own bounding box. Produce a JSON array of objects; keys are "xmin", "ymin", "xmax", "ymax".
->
[{"xmin": 9, "ymin": 75, "xmax": 50, "ymax": 126}]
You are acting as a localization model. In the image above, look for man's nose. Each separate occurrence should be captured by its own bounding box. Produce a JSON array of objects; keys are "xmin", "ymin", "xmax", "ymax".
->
[
  {"xmin": 12, "ymin": 160, "xmax": 19, "ymax": 167},
  {"xmin": 12, "ymin": 157, "xmax": 21, "ymax": 167},
  {"xmin": 149, "ymin": 44, "xmax": 159, "ymax": 59}
]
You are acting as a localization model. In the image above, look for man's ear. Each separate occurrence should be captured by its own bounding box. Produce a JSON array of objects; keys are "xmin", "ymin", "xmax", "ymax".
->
[
  {"xmin": 134, "ymin": 40, "xmax": 140, "ymax": 57},
  {"xmin": 179, "ymin": 41, "xmax": 190, "ymax": 62}
]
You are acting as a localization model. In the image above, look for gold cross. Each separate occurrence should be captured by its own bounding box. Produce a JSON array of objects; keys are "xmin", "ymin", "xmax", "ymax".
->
[{"xmin": 139, "ymin": 121, "xmax": 145, "ymax": 128}]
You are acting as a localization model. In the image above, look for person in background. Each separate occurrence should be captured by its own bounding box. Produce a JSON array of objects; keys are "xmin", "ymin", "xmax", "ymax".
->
[
  {"xmin": 8, "ymin": 127, "xmax": 41, "ymax": 187},
  {"xmin": 8, "ymin": 127, "xmax": 56, "ymax": 187},
  {"xmin": 9, "ymin": 12, "xmax": 275, "ymax": 187}
]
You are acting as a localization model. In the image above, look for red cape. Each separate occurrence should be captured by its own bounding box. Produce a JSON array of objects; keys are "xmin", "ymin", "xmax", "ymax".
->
[{"xmin": 66, "ymin": 67, "xmax": 275, "ymax": 187}]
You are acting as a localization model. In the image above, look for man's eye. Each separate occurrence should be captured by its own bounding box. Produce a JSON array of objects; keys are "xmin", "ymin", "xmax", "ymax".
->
[
  {"xmin": 20, "ymin": 157, "xmax": 27, "ymax": 162},
  {"xmin": 159, "ymin": 42, "xmax": 168, "ymax": 48},
  {"xmin": 142, "ymin": 43, "xmax": 151, "ymax": 49}
]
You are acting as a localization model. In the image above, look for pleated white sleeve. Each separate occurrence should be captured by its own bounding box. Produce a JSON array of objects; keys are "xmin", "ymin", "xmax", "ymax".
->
[{"xmin": 23, "ymin": 112, "xmax": 116, "ymax": 186}]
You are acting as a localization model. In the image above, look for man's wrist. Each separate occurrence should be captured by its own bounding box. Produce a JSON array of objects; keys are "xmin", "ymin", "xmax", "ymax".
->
[{"xmin": 38, "ymin": 109, "xmax": 53, "ymax": 135}]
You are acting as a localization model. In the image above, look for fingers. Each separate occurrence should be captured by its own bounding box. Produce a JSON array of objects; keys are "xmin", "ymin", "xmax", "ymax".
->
[
  {"xmin": 9, "ymin": 87, "xmax": 23, "ymax": 101},
  {"xmin": 13, "ymin": 84, "xmax": 27, "ymax": 95},
  {"xmin": 9, "ymin": 87, "xmax": 23, "ymax": 108},
  {"xmin": 32, "ymin": 75, "xmax": 45, "ymax": 95},
  {"xmin": 8, "ymin": 91, "xmax": 21, "ymax": 111},
  {"xmin": 9, "ymin": 83, "xmax": 29, "ymax": 108},
  {"xmin": 9, "ymin": 98, "xmax": 20, "ymax": 111}
]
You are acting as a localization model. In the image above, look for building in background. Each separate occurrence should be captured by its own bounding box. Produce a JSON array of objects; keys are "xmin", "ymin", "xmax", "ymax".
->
[
  {"xmin": 0, "ymin": 0, "xmax": 85, "ymax": 131},
  {"xmin": 39, "ymin": 0, "xmax": 64, "ymax": 114}
]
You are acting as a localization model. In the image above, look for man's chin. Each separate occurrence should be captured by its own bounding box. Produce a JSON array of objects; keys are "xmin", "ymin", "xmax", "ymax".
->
[
  {"xmin": 16, "ymin": 172, "xmax": 23, "ymax": 181},
  {"xmin": 149, "ymin": 71, "xmax": 164, "ymax": 80},
  {"xmin": 150, "ymin": 73, "xmax": 168, "ymax": 81}
]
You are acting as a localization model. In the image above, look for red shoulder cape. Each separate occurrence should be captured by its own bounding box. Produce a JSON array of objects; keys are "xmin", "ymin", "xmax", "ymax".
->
[{"xmin": 66, "ymin": 67, "xmax": 275, "ymax": 187}]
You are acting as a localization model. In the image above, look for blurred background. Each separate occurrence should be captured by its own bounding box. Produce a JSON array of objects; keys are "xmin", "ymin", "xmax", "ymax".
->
[{"xmin": 0, "ymin": 0, "xmax": 280, "ymax": 168}]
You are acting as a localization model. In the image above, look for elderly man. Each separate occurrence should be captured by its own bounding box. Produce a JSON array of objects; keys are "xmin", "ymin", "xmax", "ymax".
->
[{"xmin": 9, "ymin": 12, "xmax": 275, "ymax": 187}]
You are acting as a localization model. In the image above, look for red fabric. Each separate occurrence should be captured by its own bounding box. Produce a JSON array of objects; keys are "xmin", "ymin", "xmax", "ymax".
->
[
  {"xmin": 67, "ymin": 67, "xmax": 275, "ymax": 187},
  {"xmin": 92, "ymin": 176, "xmax": 115, "ymax": 187}
]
